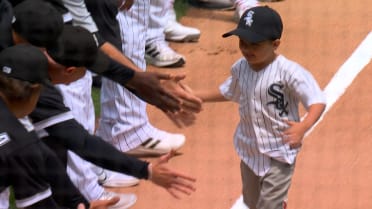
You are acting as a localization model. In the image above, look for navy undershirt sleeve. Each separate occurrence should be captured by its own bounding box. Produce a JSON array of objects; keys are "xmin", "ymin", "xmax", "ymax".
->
[
  {"xmin": 98, "ymin": 58, "xmax": 135, "ymax": 86},
  {"xmin": 44, "ymin": 119, "xmax": 150, "ymax": 179}
]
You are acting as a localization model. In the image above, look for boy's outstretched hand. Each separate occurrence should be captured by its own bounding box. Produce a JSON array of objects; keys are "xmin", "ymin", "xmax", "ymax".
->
[
  {"xmin": 161, "ymin": 76, "xmax": 202, "ymax": 128},
  {"xmin": 149, "ymin": 150, "xmax": 196, "ymax": 199},
  {"xmin": 161, "ymin": 74, "xmax": 203, "ymax": 114}
]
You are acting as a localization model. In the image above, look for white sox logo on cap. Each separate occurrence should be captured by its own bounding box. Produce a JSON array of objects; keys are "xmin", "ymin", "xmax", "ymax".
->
[{"xmin": 244, "ymin": 10, "xmax": 255, "ymax": 27}]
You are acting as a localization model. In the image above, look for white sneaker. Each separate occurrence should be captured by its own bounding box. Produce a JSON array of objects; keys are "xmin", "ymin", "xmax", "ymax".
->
[
  {"xmin": 165, "ymin": 7, "xmax": 200, "ymax": 42},
  {"xmin": 99, "ymin": 191, "xmax": 137, "ymax": 209},
  {"xmin": 145, "ymin": 41, "xmax": 185, "ymax": 67},
  {"xmin": 98, "ymin": 169, "xmax": 140, "ymax": 188},
  {"xmin": 165, "ymin": 21, "xmax": 201, "ymax": 42},
  {"xmin": 126, "ymin": 130, "xmax": 186, "ymax": 156}
]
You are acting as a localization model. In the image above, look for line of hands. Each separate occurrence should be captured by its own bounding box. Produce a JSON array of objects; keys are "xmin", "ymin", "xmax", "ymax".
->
[
  {"xmin": 125, "ymin": 71, "xmax": 204, "ymax": 128},
  {"xmin": 78, "ymin": 72, "xmax": 200, "ymax": 209},
  {"xmin": 79, "ymin": 150, "xmax": 196, "ymax": 209},
  {"xmin": 80, "ymin": 71, "xmax": 319, "ymax": 208}
]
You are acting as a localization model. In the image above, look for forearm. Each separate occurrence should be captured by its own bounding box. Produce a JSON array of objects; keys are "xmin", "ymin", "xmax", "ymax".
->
[
  {"xmin": 82, "ymin": 134, "xmax": 149, "ymax": 179},
  {"xmin": 100, "ymin": 42, "xmax": 142, "ymax": 72},
  {"xmin": 45, "ymin": 120, "xmax": 150, "ymax": 179},
  {"xmin": 99, "ymin": 59, "xmax": 135, "ymax": 86},
  {"xmin": 196, "ymin": 89, "xmax": 228, "ymax": 103},
  {"xmin": 302, "ymin": 103, "xmax": 326, "ymax": 130}
]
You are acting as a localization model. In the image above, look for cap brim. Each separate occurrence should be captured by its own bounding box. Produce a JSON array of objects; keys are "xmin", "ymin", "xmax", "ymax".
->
[
  {"xmin": 86, "ymin": 50, "xmax": 110, "ymax": 74},
  {"xmin": 222, "ymin": 28, "xmax": 267, "ymax": 43}
]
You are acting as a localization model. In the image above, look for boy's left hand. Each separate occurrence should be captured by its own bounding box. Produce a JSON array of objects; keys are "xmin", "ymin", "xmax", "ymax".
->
[{"xmin": 282, "ymin": 120, "xmax": 307, "ymax": 149}]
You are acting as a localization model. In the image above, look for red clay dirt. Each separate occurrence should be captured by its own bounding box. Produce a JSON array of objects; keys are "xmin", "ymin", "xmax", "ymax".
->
[{"xmin": 108, "ymin": 1, "xmax": 372, "ymax": 209}]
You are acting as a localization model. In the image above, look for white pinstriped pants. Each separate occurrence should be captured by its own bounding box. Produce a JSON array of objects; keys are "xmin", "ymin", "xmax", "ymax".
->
[
  {"xmin": 56, "ymin": 71, "xmax": 104, "ymax": 201},
  {"xmin": 97, "ymin": 0, "xmax": 161, "ymax": 152}
]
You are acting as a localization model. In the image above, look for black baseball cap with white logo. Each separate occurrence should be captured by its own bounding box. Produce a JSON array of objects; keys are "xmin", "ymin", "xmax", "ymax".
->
[
  {"xmin": 46, "ymin": 25, "xmax": 110, "ymax": 73},
  {"xmin": 0, "ymin": 44, "xmax": 50, "ymax": 85},
  {"xmin": 12, "ymin": 0, "xmax": 64, "ymax": 47},
  {"xmin": 222, "ymin": 6, "xmax": 283, "ymax": 43}
]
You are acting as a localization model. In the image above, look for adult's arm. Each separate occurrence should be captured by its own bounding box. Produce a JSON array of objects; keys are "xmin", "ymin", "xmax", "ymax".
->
[{"xmin": 44, "ymin": 119, "xmax": 150, "ymax": 179}]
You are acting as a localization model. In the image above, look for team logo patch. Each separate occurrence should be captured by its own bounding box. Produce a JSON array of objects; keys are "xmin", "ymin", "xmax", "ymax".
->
[
  {"xmin": 0, "ymin": 132, "xmax": 11, "ymax": 147},
  {"xmin": 267, "ymin": 82, "xmax": 289, "ymax": 117},
  {"xmin": 244, "ymin": 11, "xmax": 255, "ymax": 27}
]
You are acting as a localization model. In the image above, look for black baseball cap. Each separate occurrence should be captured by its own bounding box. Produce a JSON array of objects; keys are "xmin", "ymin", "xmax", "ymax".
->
[
  {"xmin": 46, "ymin": 25, "xmax": 110, "ymax": 73},
  {"xmin": 0, "ymin": 44, "xmax": 50, "ymax": 85},
  {"xmin": 12, "ymin": 0, "xmax": 64, "ymax": 47},
  {"xmin": 222, "ymin": 6, "xmax": 283, "ymax": 43}
]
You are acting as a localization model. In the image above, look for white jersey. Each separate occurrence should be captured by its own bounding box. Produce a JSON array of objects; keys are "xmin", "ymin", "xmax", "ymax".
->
[{"xmin": 220, "ymin": 55, "xmax": 326, "ymax": 176}]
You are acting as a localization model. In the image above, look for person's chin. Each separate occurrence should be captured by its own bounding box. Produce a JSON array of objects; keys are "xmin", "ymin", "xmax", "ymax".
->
[{"xmin": 245, "ymin": 56, "xmax": 256, "ymax": 63}]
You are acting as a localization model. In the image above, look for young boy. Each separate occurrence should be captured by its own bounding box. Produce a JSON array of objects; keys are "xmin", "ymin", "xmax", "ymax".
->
[{"xmin": 195, "ymin": 6, "xmax": 326, "ymax": 209}]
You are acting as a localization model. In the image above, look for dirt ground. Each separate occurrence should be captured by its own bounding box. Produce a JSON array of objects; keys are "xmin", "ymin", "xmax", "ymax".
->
[{"xmin": 109, "ymin": 1, "xmax": 372, "ymax": 208}]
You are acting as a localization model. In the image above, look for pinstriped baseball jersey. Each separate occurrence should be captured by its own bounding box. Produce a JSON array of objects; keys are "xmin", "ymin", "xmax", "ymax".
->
[{"xmin": 220, "ymin": 55, "xmax": 326, "ymax": 176}]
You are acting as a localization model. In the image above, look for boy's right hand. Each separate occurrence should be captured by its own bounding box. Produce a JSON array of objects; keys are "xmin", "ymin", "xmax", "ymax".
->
[
  {"xmin": 161, "ymin": 75, "xmax": 203, "ymax": 113},
  {"xmin": 161, "ymin": 76, "xmax": 202, "ymax": 128}
]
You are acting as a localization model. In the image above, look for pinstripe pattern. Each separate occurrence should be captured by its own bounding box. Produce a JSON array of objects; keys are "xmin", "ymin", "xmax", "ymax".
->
[
  {"xmin": 96, "ymin": 0, "xmax": 160, "ymax": 152},
  {"xmin": 220, "ymin": 55, "xmax": 325, "ymax": 176},
  {"xmin": 56, "ymin": 71, "xmax": 104, "ymax": 200},
  {"xmin": 56, "ymin": 71, "xmax": 95, "ymax": 134},
  {"xmin": 54, "ymin": 0, "xmax": 106, "ymax": 200}
]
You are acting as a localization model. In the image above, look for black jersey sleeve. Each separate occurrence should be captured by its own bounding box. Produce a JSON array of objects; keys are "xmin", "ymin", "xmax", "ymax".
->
[
  {"xmin": 84, "ymin": 0, "xmax": 122, "ymax": 50},
  {"xmin": 0, "ymin": 98, "xmax": 38, "ymax": 156},
  {"xmin": 44, "ymin": 119, "xmax": 150, "ymax": 179},
  {"xmin": 29, "ymin": 84, "xmax": 149, "ymax": 178},
  {"xmin": 29, "ymin": 84, "xmax": 70, "ymax": 123},
  {"xmin": 98, "ymin": 58, "xmax": 135, "ymax": 85}
]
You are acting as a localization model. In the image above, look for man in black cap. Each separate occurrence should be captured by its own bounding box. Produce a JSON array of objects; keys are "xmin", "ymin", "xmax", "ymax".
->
[
  {"xmin": 0, "ymin": 44, "xmax": 92, "ymax": 209},
  {"xmin": 0, "ymin": 26, "xmax": 197, "ymax": 209},
  {"xmin": 1, "ymin": 0, "xmax": 198, "ymax": 207},
  {"xmin": 10, "ymin": 0, "xmax": 201, "ymax": 113},
  {"xmin": 35, "ymin": 24, "xmax": 197, "ymax": 202}
]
